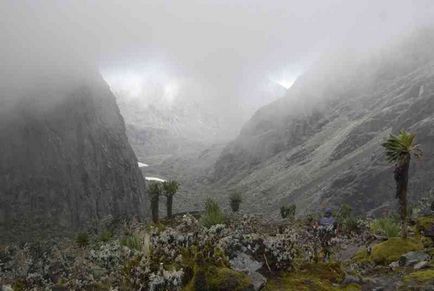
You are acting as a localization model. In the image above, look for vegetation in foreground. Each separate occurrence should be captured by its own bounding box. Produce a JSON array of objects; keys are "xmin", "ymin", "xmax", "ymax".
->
[
  {"xmin": 2, "ymin": 131, "xmax": 433, "ymax": 290},
  {"xmin": 2, "ymin": 206, "xmax": 434, "ymax": 290}
]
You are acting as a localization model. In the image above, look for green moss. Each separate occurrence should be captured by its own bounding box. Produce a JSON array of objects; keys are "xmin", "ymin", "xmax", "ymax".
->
[
  {"xmin": 184, "ymin": 266, "xmax": 252, "ymax": 291},
  {"xmin": 370, "ymin": 238, "xmax": 423, "ymax": 265},
  {"xmin": 421, "ymin": 235, "xmax": 433, "ymax": 248},
  {"xmin": 416, "ymin": 216, "xmax": 434, "ymax": 234},
  {"xmin": 342, "ymin": 283, "xmax": 361, "ymax": 291},
  {"xmin": 183, "ymin": 249, "xmax": 252, "ymax": 291},
  {"xmin": 264, "ymin": 263, "xmax": 345, "ymax": 291},
  {"xmin": 353, "ymin": 238, "xmax": 423, "ymax": 265},
  {"xmin": 12, "ymin": 280, "xmax": 26, "ymax": 291},
  {"xmin": 208, "ymin": 267, "xmax": 252, "ymax": 290},
  {"xmin": 404, "ymin": 269, "xmax": 434, "ymax": 283},
  {"xmin": 353, "ymin": 248, "xmax": 370, "ymax": 264}
]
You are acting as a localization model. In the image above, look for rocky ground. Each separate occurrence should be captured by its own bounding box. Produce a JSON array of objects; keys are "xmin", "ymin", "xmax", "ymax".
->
[{"xmin": 2, "ymin": 211, "xmax": 434, "ymax": 290}]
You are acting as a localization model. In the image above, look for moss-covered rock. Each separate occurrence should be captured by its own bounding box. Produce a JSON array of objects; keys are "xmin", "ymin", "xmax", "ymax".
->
[
  {"xmin": 353, "ymin": 248, "xmax": 370, "ymax": 264},
  {"xmin": 264, "ymin": 263, "xmax": 346, "ymax": 291},
  {"xmin": 404, "ymin": 269, "xmax": 434, "ymax": 283},
  {"xmin": 342, "ymin": 284, "xmax": 361, "ymax": 291},
  {"xmin": 353, "ymin": 238, "xmax": 423, "ymax": 265},
  {"xmin": 184, "ymin": 266, "xmax": 253, "ymax": 291},
  {"xmin": 208, "ymin": 267, "xmax": 253, "ymax": 291},
  {"xmin": 184, "ymin": 252, "xmax": 253, "ymax": 291},
  {"xmin": 399, "ymin": 268, "xmax": 434, "ymax": 290},
  {"xmin": 371, "ymin": 238, "xmax": 423, "ymax": 265},
  {"xmin": 416, "ymin": 216, "xmax": 434, "ymax": 234}
]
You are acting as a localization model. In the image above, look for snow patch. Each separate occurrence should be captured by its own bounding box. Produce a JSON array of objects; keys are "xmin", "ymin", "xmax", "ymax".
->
[
  {"xmin": 138, "ymin": 162, "xmax": 149, "ymax": 168},
  {"xmin": 145, "ymin": 177, "xmax": 166, "ymax": 182}
]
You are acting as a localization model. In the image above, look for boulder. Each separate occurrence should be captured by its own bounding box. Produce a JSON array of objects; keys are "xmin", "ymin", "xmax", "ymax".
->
[
  {"xmin": 414, "ymin": 261, "xmax": 430, "ymax": 270},
  {"xmin": 249, "ymin": 271, "xmax": 267, "ymax": 291},
  {"xmin": 230, "ymin": 252, "xmax": 262, "ymax": 273},
  {"xmin": 388, "ymin": 261, "xmax": 400, "ymax": 270},
  {"xmin": 230, "ymin": 252, "xmax": 266, "ymax": 291},
  {"xmin": 370, "ymin": 238, "xmax": 423, "ymax": 265},
  {"xmin": 399, "ymin": 251, "xmax": 430, "ymax": 267}
]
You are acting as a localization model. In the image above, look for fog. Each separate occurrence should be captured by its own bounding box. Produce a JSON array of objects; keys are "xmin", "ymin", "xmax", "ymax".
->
[{"xmin": 2, "ymin": 0, "xmax": 434, "ymax": 137}]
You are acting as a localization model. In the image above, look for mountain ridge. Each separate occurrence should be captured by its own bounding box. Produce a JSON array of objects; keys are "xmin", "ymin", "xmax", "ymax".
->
[{"xmin": 211, "ymin": 30, "xmax": 434, "ymax": 217}]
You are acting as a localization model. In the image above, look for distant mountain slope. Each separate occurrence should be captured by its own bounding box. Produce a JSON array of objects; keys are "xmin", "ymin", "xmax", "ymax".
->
[
  {"xmin": 113, "ymin": 77, "xmax": 286, "ymax": 213},
  {"xmin": 213, "ymin": 30, "xmax": 434, "ymax": 216},
  {"xmin": 0, "ymin": 73, "xmax": 148, "ymax": 241}
]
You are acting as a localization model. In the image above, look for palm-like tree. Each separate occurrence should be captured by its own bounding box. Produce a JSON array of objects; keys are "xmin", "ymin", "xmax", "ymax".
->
[
  {"xmin": 229, "ymin": 191, "xmax": 242, "ymax": 212},
  {"xmin": 148, "ymin": 182, "xmax": 163, "ymax": 223},
  {"xmin": 382, "ymin": 130, "xmax": 422, "ymax": 238},
  {"xmin": 162, "ymin": 180, "xmax": 179, "ymax": 219}
]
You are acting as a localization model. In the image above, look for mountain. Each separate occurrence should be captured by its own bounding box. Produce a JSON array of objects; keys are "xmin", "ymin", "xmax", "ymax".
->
[
  {"xmin": 0, "ymin": 73, "xmax": 148, "ymax": 241},
  {"xmin": 113, "ymin": 76, "xmax": 286, "ymax": 213},
  {"xmin": 213, "ymin": 30, "xmax": 434, "ymax": 217}
]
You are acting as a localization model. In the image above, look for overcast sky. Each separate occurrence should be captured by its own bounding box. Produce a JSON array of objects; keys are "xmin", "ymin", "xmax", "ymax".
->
[{"xmin": 2, "ymin": 0, "xmax": 434, "ymax": 125}]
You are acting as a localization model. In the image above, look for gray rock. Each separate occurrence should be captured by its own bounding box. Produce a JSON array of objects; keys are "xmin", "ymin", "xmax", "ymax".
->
[
  {"xmin": 250, "ymin": 271, "xmax": 267, "ymax": 291},
  {"xmin": 230, "ymin": 252, "xmax": 262, "ymax": 273},
  {"xmin": 230, "ymin": 252, "xmax": 265, "ymax": 291},
  {"xmin": 342, "ymin": 274, "xmax": 363, "ymax": 285},
  {"xmin": 414, "ymin": 260, "xmax": 430, "ymax": 270},
  {"xmin": 0, "ymin": 74, "xmax": 149, "ymax": 242},
  {"xmin": 399, "ymin": 251, "xmax": 430, "ymax": 267},
  {"xmin": 389, "ymin": 261, "xmax": 400, "ymax": 270}
]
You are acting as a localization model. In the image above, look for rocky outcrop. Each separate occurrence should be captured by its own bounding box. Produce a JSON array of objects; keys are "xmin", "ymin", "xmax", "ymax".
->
[
  {"xmin": 212, "ymin": 30, "xmax": 434, "ymax": 216},
  {"xmin": 0, "ymin": 73, "xmax": 148, "ymax": 241}
]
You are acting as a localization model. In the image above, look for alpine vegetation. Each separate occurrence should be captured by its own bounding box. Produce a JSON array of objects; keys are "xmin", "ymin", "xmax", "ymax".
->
[{"xmin": 3, "ymin": 1, "xmax": 434, "ymax": 290}]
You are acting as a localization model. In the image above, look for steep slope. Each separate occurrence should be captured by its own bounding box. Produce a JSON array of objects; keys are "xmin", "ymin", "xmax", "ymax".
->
[
  {"xmin": 112, "ymin": 77, "xmax": 286, "ymax": 213},
  {"xmin": 0, "ymin": 73, "xmax": 148, "ymax": 241},
  {"xmin": 213, "ymin": 30, "xmax": 434, "ymax": 216}
]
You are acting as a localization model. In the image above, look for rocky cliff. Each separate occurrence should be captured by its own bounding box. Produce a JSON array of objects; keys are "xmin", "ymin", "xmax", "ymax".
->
[
  {"xmin": 213, "ymin": 30, "xmax": 434, "ymax": 216},
  {"xmin": 0, "ymin": 73, "xmax": 148, "ymax": 241}
]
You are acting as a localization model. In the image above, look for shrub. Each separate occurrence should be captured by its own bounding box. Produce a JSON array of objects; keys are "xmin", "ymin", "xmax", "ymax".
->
[
  {"xmin": 76, "ymin": 232, "xmax": 89, "ymax": 247},
  {"xmin": 340, "ymin": 216, "xmax": 360, "ymax": 233},
  {"xmin": 121, "ymin": 234, "xmax": 142, "ymax": 251},
  {"xmin": 370, "ymin": 217, "xmax": 400, "ymax": 238},
  {"xmin": 200, "ymin": 199, "xmax": 226, "ymax": 228},
  {"xmin": 280, "ymin": 204, "xmax": 296, "ymax": 219},
  {"xmin": 98, "ymin": 229, "xmax": 113, "ymax": 242},
  {"xmin": 229, "ymin": 192, "xmax": 242, "ymax": 212},
  {"xmin": 336, "ymin": 204, "xmax": 352, "ymax": 221},
  {"xmin": 336, "ymin": 204, "xmax": 360, "ymax": 234}
]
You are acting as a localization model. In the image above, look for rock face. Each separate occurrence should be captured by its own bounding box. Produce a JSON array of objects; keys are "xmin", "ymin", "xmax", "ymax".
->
[
  {"xmin": 213, "ymin": 30, "xmax": 434, "ymax": 216},
  {"xmin": 0, "ymin": 73, "xmax": 148, "ymax": 241}
]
